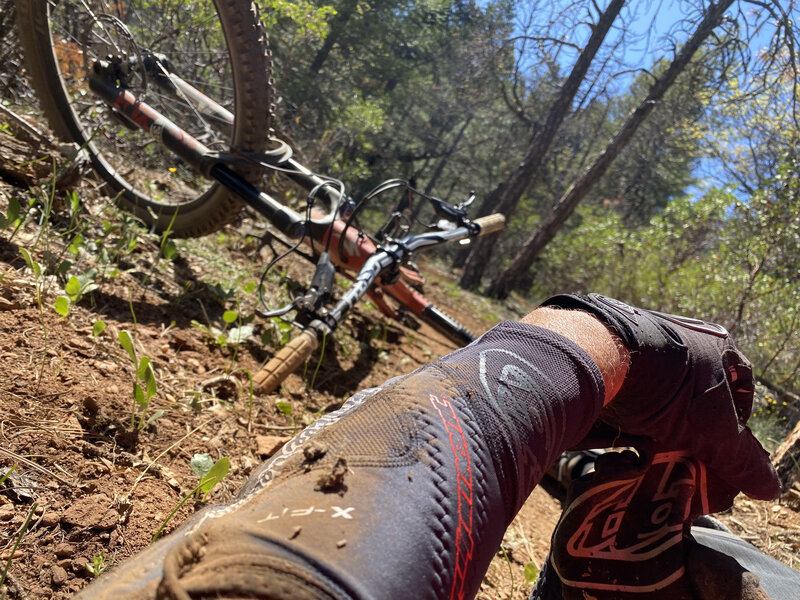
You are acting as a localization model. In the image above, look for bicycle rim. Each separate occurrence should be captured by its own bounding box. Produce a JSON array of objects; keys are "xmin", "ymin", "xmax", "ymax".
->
[{"xmin": 17, "ymin": 0, "xmax": 271, "ymax": 236}]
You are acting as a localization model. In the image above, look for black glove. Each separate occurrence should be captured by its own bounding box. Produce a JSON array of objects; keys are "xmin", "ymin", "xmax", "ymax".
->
[
  {"xmin": 541, "ymin": 293, "xmax": 780, "ymax": 510},
  {"xmin": 530, "ymin": 449, "xmax": 771, "ymax": 599}
]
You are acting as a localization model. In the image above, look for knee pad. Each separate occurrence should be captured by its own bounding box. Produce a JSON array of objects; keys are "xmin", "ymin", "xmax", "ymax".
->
[{"xmin": 77, "ymin": 322, "xmax": 603, "ymax": 600}]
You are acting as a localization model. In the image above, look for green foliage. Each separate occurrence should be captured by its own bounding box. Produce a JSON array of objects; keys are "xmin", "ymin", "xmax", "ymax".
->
[
  {"xmin": 259, "ymin": 0, "xmax": 335, "ymax": 38},
  {"xmin": 151, "ymin": 456, "xmax": 229, "ymax": 543},
  {"xmin": 261, "ymin": 319, "xmax": 294, "ymax": 348},
  {"xmin": 749, "ymin": 390, "xmax": 789, "ymax": 454},
  {"xmin": 0, "ymin": 466, "xmax": 15, "ymax": 487},
  {"xmin": 523, "ymin": 562, "xmax": 540, "ymax": 583},
  {"xmin": 53, "ymin": 295, "xmax": 70, "ymax": 317},
  {"xmin": 85, "ymin": 551, "xmax": 109, "ymax": 578},
  {"xmin": 118, "ymin": 330, "xmax": 159, "ymax": 430},
  {"xmin": 197, "ymin": 456, "xmax": 230, "ymax": 501},
  {"xmin": 93, "ymin": 320, "xmax": 106, "ymax": 337},
  {"xmin": 190, "ymin": 453, "xmax": 215, "ymax": 479},
  {"xmin": 0, "ymin": 502, "xmax": 37, "ymax": 597},
  {"xmin": 0, "ymin": 196, "xmax": 21, "ymax": 230}
]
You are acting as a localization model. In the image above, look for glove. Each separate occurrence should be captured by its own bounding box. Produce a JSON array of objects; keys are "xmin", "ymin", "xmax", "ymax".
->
[
  {"xmin": 530, "ymin": 449, "xmax": 771, "ymax": 599},
  {"xmin": 541, "ymin": 293, "xmax": 780, "ymax": 510}
]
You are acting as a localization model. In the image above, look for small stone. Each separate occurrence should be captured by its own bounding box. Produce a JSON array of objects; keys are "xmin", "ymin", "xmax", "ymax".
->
[
  {"xmin": 336, "ymin": 539, "xmax": 347, "ymax": 549},
  {"xmin": 58, "ymin": 558, "xmax": 72, "ymax": 569},
  {"xmin": 93, "ymin": 361, "xmax": 118, "ymax": 374},
  {"xmin": 69, "ymin": 337, "xmax": 92, "ymax": 352},
  {"xmin": 255, "ymin": 435, "xmax": 290, "ymax": 458},
  {"xmin": 0, "ymin": 504, "xmax": 15, "ymax": 521},
  {"xmin": 41, "ymin": 511, "xmax": 61, "ymax": 527},
  {"xmin": 282, "ymin": 374, "xmax": 305, "ymax": 397},
  {"xmin": 54, "ymin": 543, "xmax": 75, "ymax": 558},
  {"xmin": 72, "ymin": 557, "xmax": 88, "ymax": 573},
  {"xmin": 108, "ymin": 384, "xmax": 120, "ymax": 395},
  {"xmin": 61, "ymin": 494, "xmax": 117, "ymax": 530},
  {"xmin": 51, "ymin": 565, "xmax": 69, "ymax": 586}
]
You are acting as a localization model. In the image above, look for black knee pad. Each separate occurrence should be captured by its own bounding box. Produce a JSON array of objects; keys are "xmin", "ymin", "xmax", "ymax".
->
[{"xmin": 77, "ymin": 322, "xmax": 604, "ymax": 600}]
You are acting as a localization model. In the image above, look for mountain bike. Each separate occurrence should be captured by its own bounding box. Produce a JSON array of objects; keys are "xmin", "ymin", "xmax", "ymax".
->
[{"xmin": 14, "ymin": 0, "xmax": 505, "ymax": 393}]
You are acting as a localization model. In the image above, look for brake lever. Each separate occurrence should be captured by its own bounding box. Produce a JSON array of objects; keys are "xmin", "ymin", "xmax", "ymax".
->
[
  {"xmin": 458, "ymin": 191, "xmax": 476, "ymax": 210},
  {"xmin": 295, "ymin": 252, "xmax": 336, "ymax": 312},
  {"xmin": 429, "ymin": 196, "xmax": 468, "ymax": 227}
]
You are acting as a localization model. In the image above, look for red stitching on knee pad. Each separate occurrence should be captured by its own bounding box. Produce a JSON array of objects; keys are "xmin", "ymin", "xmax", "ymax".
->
[{"xmin": 430, "ymin": 394, "xmax": 475, "ymax": 600}]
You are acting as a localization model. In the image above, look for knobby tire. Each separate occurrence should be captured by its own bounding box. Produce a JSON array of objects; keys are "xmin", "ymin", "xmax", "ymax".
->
[{"xmin": 15, "ymin": 0, "xmax": 272, "ymax": 237}]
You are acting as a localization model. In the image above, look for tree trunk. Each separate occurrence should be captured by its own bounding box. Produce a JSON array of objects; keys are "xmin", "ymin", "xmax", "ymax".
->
[
  {"xmin": 457, "ymin": 0, "xmax": 626, "ymax": 289},
  {"xmin": 309, "ymin": 0, "xmax": 359, "ymax": 74},
  {"xmin": 487, "ymin": 0, "xmax": 735, "ymax": 299}
]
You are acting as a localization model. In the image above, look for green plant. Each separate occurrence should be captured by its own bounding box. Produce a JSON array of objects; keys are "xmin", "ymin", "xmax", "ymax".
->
[
  {"xmin": 151, "ymin": 456, "xmax": 229, "ymax": 543},
  {"xmin": 499, "ymin": 546, "xmax": 515, "ymax": 599},
  {"xmin": 143, "ymin": 208, "xmax": 179, "ymax": 285},
  {"xmin": 0, "ymin": 502, "xmax": 37, "ymax": 600},
  {"xmin": 261, "ymin": 319, "xmax": 294, "ymax": 348},
  {"xmin": 750, "ymin": 392, "xmax": 789, "ymax": 454},
  {"xmin": 54, "ymin": 269, "xmax": 97, "ymax": 318},
  {"xmin": 85, "ymin": 551, "xmax": 109, "ymax": 578},
  {"xmin": 242, "ymin": 369, "xmax": 255, "ymax": 430},
  {"xmin": 275, "ymin": 400, "xmax": 293, "ymax": 419},
  {"xmin": 92, "ymin": 320, "xmax": 106, "ymax": 337},
  {"xmin": 523, "ymin": 562, "xmax": 540, "ymax": 584},
  {"xmin": 0, "ymin": 197, "xmax": 21, "ymax": 233},
  {"xmin": 19, "ymin": 248, "xmax": 50, "ymax": 388},
  {"xmin": 309, "ymin": 330, "xmax": 328, "ymax": 389},
  {"xmin": 0, "ymin": 466, "xmax": 16, "ymax": 488},
  {"xmin": 118, "ymin": 329, "xmax": 160, "ymax": 430}
]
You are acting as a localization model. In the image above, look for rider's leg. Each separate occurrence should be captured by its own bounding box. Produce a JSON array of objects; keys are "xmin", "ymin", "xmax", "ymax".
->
[{"xmin": 74, "ymin": 321, "xmax": 606, "ymax": 600}]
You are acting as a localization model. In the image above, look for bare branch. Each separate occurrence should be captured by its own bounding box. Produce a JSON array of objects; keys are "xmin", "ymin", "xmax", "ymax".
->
[{"xmin": 505, "ymin": 34, "xmax": 582, "ymax": 52}]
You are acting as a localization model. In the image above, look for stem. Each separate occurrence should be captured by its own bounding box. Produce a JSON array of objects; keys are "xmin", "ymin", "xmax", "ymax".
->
[
  {"xmin": 151, "ymin": 484, "xmax": 202, "ymax": 544},
  {"xmin": 0, "ymin": 502, "xmax": 37, "ymax": 593},
  {"xmin": 310, "ymin": 330, "xmax": 327, "ymax": 389},
  {"xmin": 35, "ymin": 282, "xmax": 47, "ymax": 394}
]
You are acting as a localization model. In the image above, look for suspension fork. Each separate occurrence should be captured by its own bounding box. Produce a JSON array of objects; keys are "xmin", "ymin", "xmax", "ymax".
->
[{"xmin": 89, "ymin": 63, "xmax": 340, "ymax": 203}]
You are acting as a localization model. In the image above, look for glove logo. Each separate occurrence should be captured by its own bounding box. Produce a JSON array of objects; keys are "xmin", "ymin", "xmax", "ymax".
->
[
  {"xmin": 647, "ymin": 310, "xmax": 729, "ymax": 338},
  {"xmin": 592, "ymin": 293, "xmax": 638, "ymax": 317},
  {"xmin": 552, "ymin": 451, "xmax": 708, "ymax": 593}
]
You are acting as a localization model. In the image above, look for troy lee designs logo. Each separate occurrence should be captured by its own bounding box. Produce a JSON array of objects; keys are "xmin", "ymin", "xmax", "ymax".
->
[{"xmin": 551, "ymin": 451, "xmax": 709, "ymax": 594}]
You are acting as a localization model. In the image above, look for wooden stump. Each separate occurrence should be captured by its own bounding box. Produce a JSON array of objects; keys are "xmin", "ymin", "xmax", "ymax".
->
[
  {"xmin": 0, "ymin": 104, "xmax": 89, "ymax": 189},
  {"xmin": 773, "ymin": 419, "xmax": 800, "ymax": 491}
]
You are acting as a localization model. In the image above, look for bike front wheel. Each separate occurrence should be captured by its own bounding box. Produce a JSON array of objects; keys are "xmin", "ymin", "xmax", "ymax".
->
[{"xmin": 16, "ymin": 0, "xmax": 272, "ymax": 237}]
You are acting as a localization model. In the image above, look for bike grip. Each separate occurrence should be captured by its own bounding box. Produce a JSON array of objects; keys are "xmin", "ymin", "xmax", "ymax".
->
[
  {"xmin": 473, "ymin": 214, "xmax": 505, "ymax": 235},
  {"xmin": 253, "ymin": 329, "xmax": 319, "ymax": 394}
]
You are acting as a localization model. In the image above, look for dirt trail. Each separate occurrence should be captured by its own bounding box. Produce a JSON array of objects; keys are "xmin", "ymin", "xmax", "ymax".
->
[{"xmin": 1, "ymin": 114, "xmax": 799, "ymax": 600}]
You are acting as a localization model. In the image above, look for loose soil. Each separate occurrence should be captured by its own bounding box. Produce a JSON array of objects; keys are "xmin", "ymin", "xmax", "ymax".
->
[{"xmin": 1, "ymin": 112, "xmax": 800, "ymax": 600}]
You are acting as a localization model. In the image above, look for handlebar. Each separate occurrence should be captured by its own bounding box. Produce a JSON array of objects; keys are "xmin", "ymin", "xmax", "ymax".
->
[
  {"xmin": 253, "ymin": 328, "xmax": 323, "ymax": 394},
  {"xmin": 254, "ymin": 213, "xmax": 506, "ymax": 394},
  {"xmin": 472, "ymin": 213, "xmax": 506, "ymax": 235}
]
